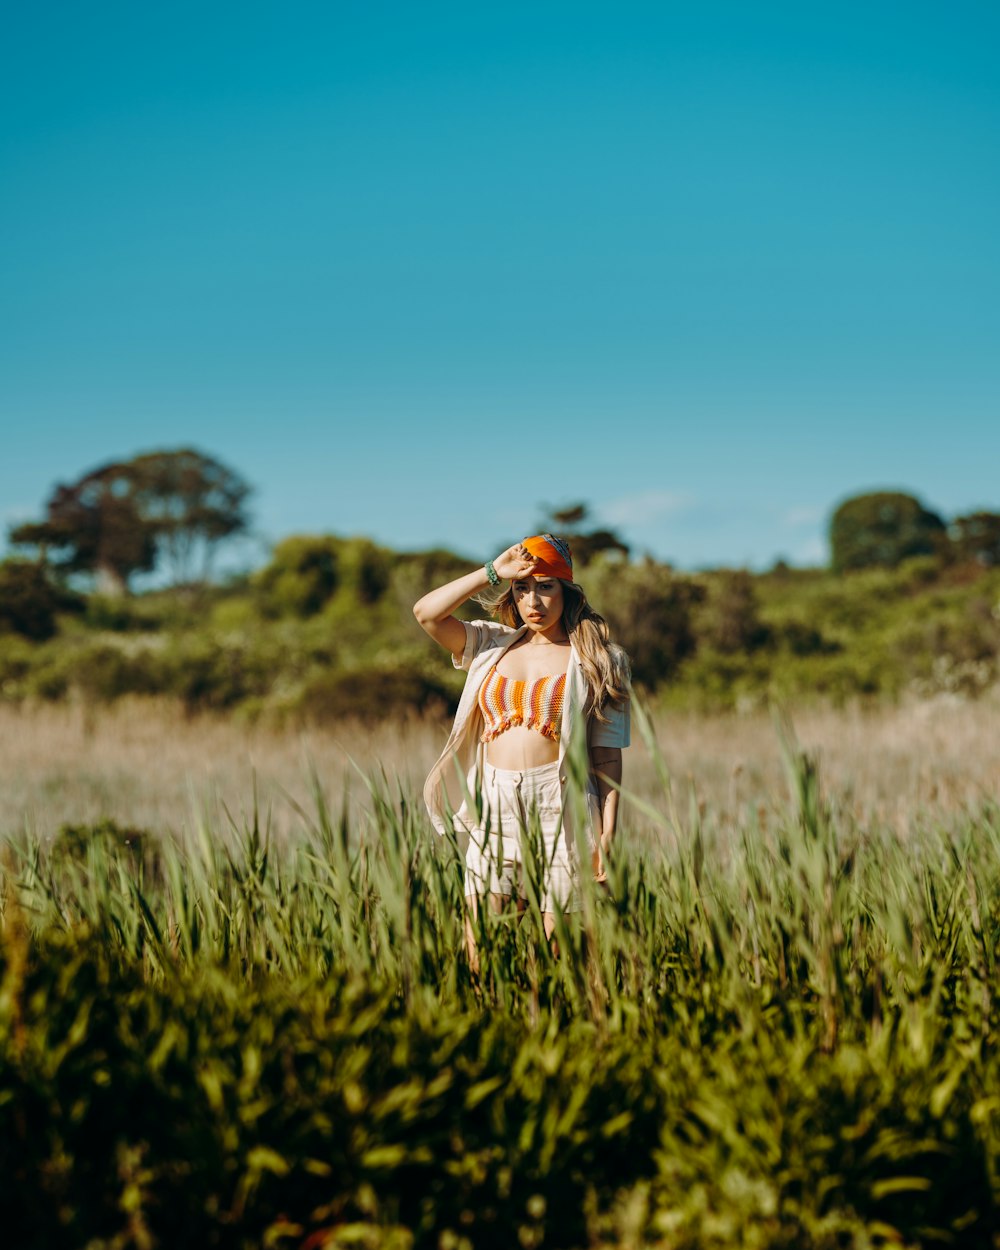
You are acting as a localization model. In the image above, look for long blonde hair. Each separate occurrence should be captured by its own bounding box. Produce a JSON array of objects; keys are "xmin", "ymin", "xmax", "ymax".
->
[{"xmin": 476, "ymin": 580, "xmax": 630, "ymax": 722}]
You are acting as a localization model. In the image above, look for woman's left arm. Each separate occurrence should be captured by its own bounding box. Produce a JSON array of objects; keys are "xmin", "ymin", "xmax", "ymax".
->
[{"xmin": 590, "ymin": 746, "xmax": 622, "ymax": 882}]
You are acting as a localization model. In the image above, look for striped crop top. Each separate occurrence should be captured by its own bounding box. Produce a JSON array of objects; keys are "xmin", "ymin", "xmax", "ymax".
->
[{"xmin": 477, "ymin": 665, "xmax": 567, "ymax": 743}]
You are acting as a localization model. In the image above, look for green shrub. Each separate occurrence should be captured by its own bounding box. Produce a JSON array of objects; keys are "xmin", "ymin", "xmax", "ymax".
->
[
  {"xmin": 0, "ymin": 635, "xmax": 39, "ymax": 698},
  {"xmin": 390, "ymin": 548, "xmax": 474, "ymax": 620},
  {"xmin": 9, "ymin": 639, "xmax": 167, "ymax": 703},
  {"xmin": 774, "ymin": 618, "xmax": 841, "ymax": 657},
  {"xmin": 588, "ymin": 559, "xmax": 705, "ymax": 689},
  {"xmin": 162, "ymin": 635, "xmax": 277, "ymax": 711},
  {"xmin": 338, "ymin": 536, "xmax": 392, "ymax": 605},
  {"xmin": 255, "ymin": 535, "xmax": 341, "ymax": 618},
  {"xmin": 296, "ymin": 663, "xmax": 459, "ymax": 722},
  {"xmin": 0, "ymin": 559, "xmax": 80, "ymax": 640},
  {"xmin": 84, "ymin": 594, "xmax": 155, "ymax": 632},
  {"xmin": 697, "ymin": 570, "xmax": 771, "ymax": 654}
]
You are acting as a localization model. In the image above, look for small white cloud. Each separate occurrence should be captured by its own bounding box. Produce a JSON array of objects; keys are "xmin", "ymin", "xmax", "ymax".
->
[
  {"xmin": 783, "ymin": 505, "xmax": 824, "ymax": 528},
  {"xmin": 795, "ymin": 536, "xmax": 827, "ymax": 565},
  {"xmin": 600, "ymin": 489, "xmax": 693, "ymax": 528}
]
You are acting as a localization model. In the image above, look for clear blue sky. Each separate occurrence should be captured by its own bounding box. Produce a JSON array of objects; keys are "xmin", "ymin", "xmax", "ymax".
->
[{"xmin": 2, "ymin": 1, "xmax": 998, "ymax": 570}]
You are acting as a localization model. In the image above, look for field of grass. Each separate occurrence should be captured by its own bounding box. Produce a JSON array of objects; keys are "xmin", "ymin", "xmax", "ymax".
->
[
  {"xmin": 2, "ymin": 700, "xmax": 999, "ymax": 1247},
  {"xmin": 3, "ymin": 692, "xmax": 999, "ymax": 841}
]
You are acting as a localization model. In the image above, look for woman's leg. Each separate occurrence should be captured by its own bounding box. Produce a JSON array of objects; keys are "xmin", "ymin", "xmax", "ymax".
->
[
  {"xmin": 542, "ymin": 909, "xmax": 561, "ymax": 957},
  {"xmin": 464, "ymin": 762, "xmax": 522, "ymax": 972},
  {"xmin": 465, "ymin": 890, "xmax": 511, "ymax": 974}
]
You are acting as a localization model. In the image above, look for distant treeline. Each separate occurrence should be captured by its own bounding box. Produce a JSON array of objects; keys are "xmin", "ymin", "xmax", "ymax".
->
[{"xmin": 2, "ymin": 451, "xmax": 1000, "ymax": 717}]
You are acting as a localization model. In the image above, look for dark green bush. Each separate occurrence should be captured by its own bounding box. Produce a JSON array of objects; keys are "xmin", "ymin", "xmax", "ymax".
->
[
  {"xmin": 698, "ymin": 569, "xmax": 771, "ymax": 654},
  {"xmin": 588, "ymin": 559, "xmax": 705, "ymax": 689},
  {"xmin": 55, "ymin": 642, "xmax": 165, "ymax": 702},
  {"xmin": 255, "ymin": 535, "xmax": 341, "ymax": 618},
  {"xmin": 84, "ymin": 594, "xmax": 158, "ymax": 632},
  {"xmin": 163, "ymin": 636, "xmax": 277, "ymax": 711},
  {"xmin": 297, "ymin": 664, "xmax": 458, "ymax": 722},
  {"xmin": 775, "ymin": 619, "xmax": 841, "ymax": 658},
  {"xmin": 339, "ymin": 537, "xmax": 392, "ymax": 605},
  {"xmin": 0, "ymin": 559, "xmax": 80, "ymax": 640}
]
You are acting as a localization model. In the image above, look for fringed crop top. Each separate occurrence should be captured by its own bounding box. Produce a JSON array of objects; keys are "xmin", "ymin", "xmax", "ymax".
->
[{"xmin": 478, "ymin": 665, "xmax": 567, "ymax": 743}]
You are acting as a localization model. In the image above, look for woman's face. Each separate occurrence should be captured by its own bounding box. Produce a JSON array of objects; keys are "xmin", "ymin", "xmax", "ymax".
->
[{"xmin": 512, "ymin": 575, "xmax": 565, "ymax": 635}]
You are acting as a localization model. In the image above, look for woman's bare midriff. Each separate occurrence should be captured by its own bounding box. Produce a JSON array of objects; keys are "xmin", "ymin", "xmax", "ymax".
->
[
  {"xmin": 482, "ymin": 635, "xmax": 569, "ymax": 770},
  {"xmin": 484, "ymin": 723, "xmax": 560, "ymax": 770}
]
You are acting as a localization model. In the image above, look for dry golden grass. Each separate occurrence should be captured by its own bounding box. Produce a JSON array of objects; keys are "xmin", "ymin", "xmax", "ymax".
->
[{"xmin": 2, "ymin": 692, "xmax": 999, "ymax": 843}]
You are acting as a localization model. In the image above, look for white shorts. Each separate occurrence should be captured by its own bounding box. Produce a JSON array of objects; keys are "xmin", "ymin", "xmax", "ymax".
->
[{"xmin": 464, "ymin": 760, "xmax": 586, "ymax": 913}]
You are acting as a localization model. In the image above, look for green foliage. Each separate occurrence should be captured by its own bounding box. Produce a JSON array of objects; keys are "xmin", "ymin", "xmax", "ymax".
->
[
  {"xmin": 830, "ymin": 491, "xmax": 946, "ymax": 573},
  {"xmin": 0, "ymin": 558, "xmax": 80, "ymax": 641},
  {"xmin": 255, "ymin": 535, "xmax": 342, "ymax": 618},
  {"xmin": 5, "ymin": 529, "xmax": 1000, "ymax": 717},
  {"xmin": 2, "ymin": 738, "xmax": 1000, "ymax": 1247},
  {"xmin": 84, "ymin": 593, "xmax": 166, "ymax": 632},
  {"xmin": 389, "ymin": 549, "xmax": 475, "ymax": 620},
  {"xmin": 698, "ymin": 569, "xmax": 770, "ymax": 654},
  {"xmin": 337, "ymin": 537, "xmax": 392, "ymax": 605},
  {"xmin": 255, "ymin": 536, "xmax": 394, "ymax": 620},
  {"xmin": 948, "ymin": 511, "xmax": 1000, "ymax": 567},
  {"xmin": 296, "ymin": 663, "xmax": 459, "ymax": 722},
  {"xmin": 588, "ymin": 558, "xmax": 705, "ymax": 689}
]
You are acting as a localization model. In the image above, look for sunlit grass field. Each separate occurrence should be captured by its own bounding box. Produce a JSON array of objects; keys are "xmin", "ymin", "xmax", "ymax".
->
[
  {"xmin": 1, "ymin": 699, "xmax": 999, "ymax": 1247},
  {"xmin": 4, "ymin": 691, "xmax": 1000, "ymax": 840}
]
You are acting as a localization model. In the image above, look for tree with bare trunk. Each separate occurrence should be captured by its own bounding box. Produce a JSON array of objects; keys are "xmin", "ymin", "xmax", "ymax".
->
[
  {"xmin": 10, "ymin": 465, "xmax": 156, "ymax": 596},
  {"xmin": 9, "ymin": 448, "xmax": 251, "ymax": 593}
]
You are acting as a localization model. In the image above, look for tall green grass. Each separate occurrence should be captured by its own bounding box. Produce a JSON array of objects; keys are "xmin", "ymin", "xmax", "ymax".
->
[{"xmin": 1, "ymin": 714, "xmax": 998, "ymax": 1248}]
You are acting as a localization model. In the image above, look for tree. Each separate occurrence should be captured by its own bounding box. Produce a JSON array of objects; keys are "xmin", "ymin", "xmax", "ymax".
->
[
  {"xmin": 948, "ymin": 512, "xmax": 1000, "ymax": 567},
  {"xmin": 10, "ymin": 448, "xmax": 252, "ymax": 593},
  {"xmin": 127, "ymin": 448, "xmax": 252, "ymax": 584},
  {"xmin": 829, "ymin": 491, "xmax": 946, "ymax": 573},
  {"xmin": 538, "ymin": 502, "xmax": 630, "ymax": 567},
  {"xmin": 10, "ymin": 464, "xmax": 156, "ymax": 595}
]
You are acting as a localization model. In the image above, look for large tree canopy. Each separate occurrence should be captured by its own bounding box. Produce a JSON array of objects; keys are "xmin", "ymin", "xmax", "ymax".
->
[
  {"xmin": 829, "ymin": 491, "xmax": 946, "ymax": 573},
  {"xmin": 10, "ymin": 464, "xmax": 156, "ymax": 595},
  {"xmin": 126, "ymin": 449, "xmax": 252, "ymax": 584},
  {"xmin": 948, "ymin": 512, "xmax": 1000, "ymax": 567},
  {"xmin": 10, "ymin": 449, "xmax": 252, "ymax": 594}
]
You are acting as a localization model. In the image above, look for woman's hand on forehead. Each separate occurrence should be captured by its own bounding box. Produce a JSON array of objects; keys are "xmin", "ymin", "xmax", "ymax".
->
[{"xmin": 493, "ymin": 544, "xmax": 539, "ymax": 581}]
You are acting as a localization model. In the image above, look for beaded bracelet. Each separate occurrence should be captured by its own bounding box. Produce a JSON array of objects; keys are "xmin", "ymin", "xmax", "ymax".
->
[{"xmin": 484, "ymin": 560, "xmax": 500, "ymax": 586}]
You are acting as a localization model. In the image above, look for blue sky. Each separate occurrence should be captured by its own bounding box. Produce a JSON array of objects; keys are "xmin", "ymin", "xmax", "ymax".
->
[{"xmin": 2, "ymin": 1, "xmax": 998, "ymax": 570}]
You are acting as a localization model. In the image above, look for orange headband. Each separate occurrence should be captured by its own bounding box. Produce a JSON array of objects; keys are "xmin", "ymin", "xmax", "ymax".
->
[{"xmin": 522, "ymin": 533, "xmax": 573, "ymax": 581}]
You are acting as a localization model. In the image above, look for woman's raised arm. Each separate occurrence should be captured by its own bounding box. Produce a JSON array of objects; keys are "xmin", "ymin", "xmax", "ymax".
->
[{"xmin": 413, "ymin": 544, "xmax": 538, "ymax": 660}]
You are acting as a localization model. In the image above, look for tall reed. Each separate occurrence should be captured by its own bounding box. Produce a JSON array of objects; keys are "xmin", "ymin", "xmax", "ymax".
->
[{"xmin": 1, "ymin": 714, "xmax": 998, "ymax": 1248}]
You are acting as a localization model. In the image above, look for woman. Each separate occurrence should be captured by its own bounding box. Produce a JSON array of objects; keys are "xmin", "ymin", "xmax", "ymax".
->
[{"xmin": 413, "ymin": 533, "xmax": 631, "ymax": 968}]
